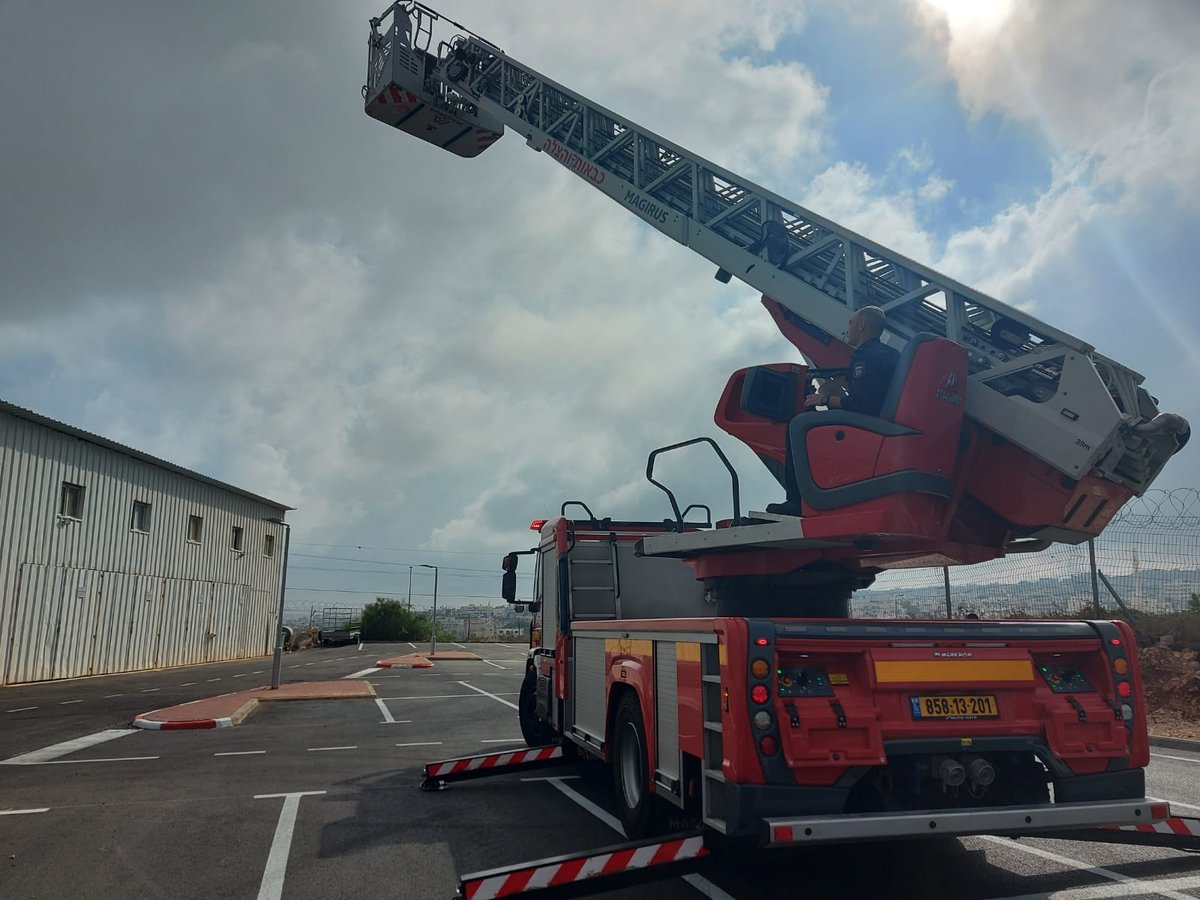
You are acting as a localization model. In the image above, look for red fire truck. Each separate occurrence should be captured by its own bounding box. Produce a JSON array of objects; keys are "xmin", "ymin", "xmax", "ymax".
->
[{"xmin": 362, "ymin": 3, "xmax": 1198, "ymax": 895}]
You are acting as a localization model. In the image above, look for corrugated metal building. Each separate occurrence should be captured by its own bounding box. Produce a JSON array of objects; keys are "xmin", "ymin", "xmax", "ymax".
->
[{"xmin": 0, "ymin": 399, "xmax": 292, "ymax": 686}]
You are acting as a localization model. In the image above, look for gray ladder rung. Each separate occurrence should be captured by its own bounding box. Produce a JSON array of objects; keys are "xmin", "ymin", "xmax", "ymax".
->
[
  {"xmin": 572, "ymin": 586, "xmax": 615, "ymax": 593},
  {"xmin": 703, "ymin": 768, "xmax": 726, "ymax": 783},
  {"xmin": 701, "ymin": 675, "xmax": 721, "ymax": 683},
  {"xmin": 570, "ymin": 559, "xmax": 612, "ymax": 565},
  {"xmin": 703, "ymin": 722, "xmax": 722, "ymax": 733}
]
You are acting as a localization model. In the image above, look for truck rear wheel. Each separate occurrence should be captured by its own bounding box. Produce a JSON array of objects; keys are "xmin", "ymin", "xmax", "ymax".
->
[
  {"xmin": 519, "ymin": 670, "xmax": 554, "ymax": 747},
  {"xmin": 612, "ymin": 692, "xmax": 653, "ymax": 839}
]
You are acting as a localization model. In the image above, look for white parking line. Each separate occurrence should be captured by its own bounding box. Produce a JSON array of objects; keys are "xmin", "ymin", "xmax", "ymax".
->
[
  {"xmin": 396, "ymin": 742, "xmax": 442, "ymax": 748},
  {"xmin": 377, "ymin": 693, "xmax": 519, "ymax": 700},
  {"xmin": 452, "ymin": 642, "xmax": 466, "ymax": 649},
  {"xmin": 44, "ymin": 756, "xmax": 159, "ymax": 764},
  {"xmin": 978, "ymin": 835, "xmax": 1195, "ymax": 900},
  {"xmin": 375, "ymin": 698, "xmax": 396, "ymax": 724},
  {"xmin": 7, "ymin": 706, "xmax": 38, "ymax": 713},
  {"xmin": 2, "ymin": 729, "xmax": 139, "ymax": 765},
  {"xmin": 1150, "ymin": 752, "xmax": 1200, "ymax": 765},
  {"xmin": 407, "ymin": 642, "xmax": 417, "ymax": 649},
  {"xmin": 0, "ymin": 808, "xmax": 49, "ymax": 816},
  {"xmin": 215, "ymin": 751, "xmax": 266, "ymax": 757},
  {"xmin": 482, "ymin": 660, "xmax": 506, "ymax": 669},
  {"xmin": 541, "ymin": 777, "xmax": 736, "ymax": 900},
  {"xmin": 457, "ymin": 681, "xmax": 519, "ymax": 711},
  {"xmin": 255, "ymin": 791, "xmax": 326, "ymax": 900},
  {"xmin": 307, "ymin": 746, "xmax": 357, "ymax": 752},
  {"xmin": 58, "ymin": 699, "xmax": 83, "ymax": 705},
  {"xmin": 986, "ymin": 873, "xmax": 1200, "ymax": 900},
  {"xmin": 345, "ymin": 667, "xmax": 382, "ymax": 679}
]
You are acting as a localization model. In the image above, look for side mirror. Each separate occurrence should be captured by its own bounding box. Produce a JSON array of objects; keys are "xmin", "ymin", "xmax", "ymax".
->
[
  {"xmin": 528, "ymin": 602, "xmax": 541, "ymax": 614},
  {"xmin": 502, "ymin": 553, "xmax": 518, "ymax": 603}
]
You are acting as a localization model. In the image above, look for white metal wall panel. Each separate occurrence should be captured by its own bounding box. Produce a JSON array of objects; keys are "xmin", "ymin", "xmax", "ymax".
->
[
  {"xmin": 572, "ymin": 636, "xmax": 607, "ymax": 741},
  {"xmin": 3, "ymin": 563, "xmax": 61, "ymax": 683},
  {"xmin": 0, "ymin": 409, "xmax": 289, "ymax": 684},
  {"xmin": 655, "ymin": 642, "xmax": 680, "ymax": 783}
]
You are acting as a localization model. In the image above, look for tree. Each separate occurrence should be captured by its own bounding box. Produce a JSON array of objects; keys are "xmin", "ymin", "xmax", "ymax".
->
[
  {"xmin": 1189, "ymin": 592, "xmax": 1200, "ymax": 615},
  {"xmin": 361, "ymin": 598, "xmax": 428, "ymax": 641}
]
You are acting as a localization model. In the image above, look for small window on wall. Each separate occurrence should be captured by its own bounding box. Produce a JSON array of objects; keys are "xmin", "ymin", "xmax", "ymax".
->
[
  {"xmin": 187, "ymin": 515, "xmax": 203, "ymax": 544},
  {"xmin": 263, "ymin": 533, "xmax": 275, "ymax": 559},
  {"xmin": 130, "ymin": 500, "xmax": 151, "ymax": 533},
  {"xmin": 59, "ymin": 482, "xmax": 85, "ymax": 519},
  {"xmin": 231, "ymin": 525, "xmax": 244, "ymax": 552}
]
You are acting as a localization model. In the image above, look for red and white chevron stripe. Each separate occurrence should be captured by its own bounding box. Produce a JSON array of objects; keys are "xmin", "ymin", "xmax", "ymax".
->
[
  {"xmin": 1105, "ymin": 816, "xmax": 1200, "ymax": 837},
  {"xmin": 424, "ymin": 745, "xmax": 562, "ymax": 779},
  {"xmin": 463, "ymin": 835, "xmax": 708, "ymax": 900}
]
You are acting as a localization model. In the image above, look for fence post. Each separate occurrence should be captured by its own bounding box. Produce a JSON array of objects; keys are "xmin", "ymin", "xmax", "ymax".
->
[
  {"xmin": 1088, "ymin": 538, "xmax": 1100, "ymax": 616},
  {"xmin": 943, "ymin": 567, "xmax": 951, "ymax": 619}
]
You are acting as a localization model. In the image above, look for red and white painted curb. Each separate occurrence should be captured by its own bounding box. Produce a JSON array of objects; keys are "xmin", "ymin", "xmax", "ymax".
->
[
  {"xmin": 425, "ymin": 746, "xmax": 562, "ymax": 779},
  {"xmin": 133, "ymin": 715, "xmax": 233, "ymax": 731},
  {"xmin": 462, "ymin": 835, "xmax": 708, "ymax": 899},
  {"xmin": 1104, "ymin": 816, "xmax": 1200, "ymax": 837}
]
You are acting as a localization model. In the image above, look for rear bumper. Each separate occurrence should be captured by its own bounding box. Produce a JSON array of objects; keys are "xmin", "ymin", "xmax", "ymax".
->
[{"xmin": 762, "ymin": 798, "xmax": 1163, "ymax": 846}]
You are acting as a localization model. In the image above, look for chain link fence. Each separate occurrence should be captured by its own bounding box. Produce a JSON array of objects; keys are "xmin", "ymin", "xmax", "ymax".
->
[{"xmin": 852, "ymin": 489, "xmax": 1200, "ymax": 619}]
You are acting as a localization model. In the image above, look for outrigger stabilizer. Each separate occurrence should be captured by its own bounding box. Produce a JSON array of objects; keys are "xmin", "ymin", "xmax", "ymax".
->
[
  {"xmin": 419, "ymin": 744, "xmax": 573, "ymax": 792},
  {"xmin": 420, "ymin": 747, "xmax": 1200, "ymax": 899}
]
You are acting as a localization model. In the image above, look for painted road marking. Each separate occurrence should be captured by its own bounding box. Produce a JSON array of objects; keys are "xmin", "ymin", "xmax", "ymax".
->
[
  {"xmin": 140, "ymin": 688, "xmax": 159, "ymax": 693},
  {"xmin": 181, "ymin": 682, "xmax": 197, "ymax": 687},
  {"xmin": 7, "ymin": 706, "xmax": 38, "ymax": 713},
  {"xmin": 345, "ymin": 667, "xmax": 382, "ymax": 679},
  {"xmin": 252, "ymin": 670, "xmax": 264, "ymax": 674},
  {"xmin": 233, "ymin": 673, "xmax": 247, "ymax": 678},
  {"xmin": 407, "ymin": 642, "xmax": 416, "ymax": 649},
  {"xmin": 457, "ymin": 681, "xmax": 519, "ymax": 711},
  {"xmin": 287, "ymin": 665, "xmax": 301, "ymax": 669},
  {"xmin": 43, "ymin": 756, "xmax": 159, "ymax": 764},
  {"xmin": 396, "ymin": 742, "xmax": 442, "ymax": 748},
  {"xmin": 541, "ymin": 776, "xmax": 736, "ymax": 900},
  {"xmin": 0, "ymin": 808, "xmax": 49, "ymax": 816},
  {"xmin": 104, "ymin": 693, "xmax": 124, "ymax": 699},
  {"xmin": 988, "ymin": 875, "xmax": 1200, "ymax": 900},
  {"xmin": 358, "ymin": 642, "xmax": 365, "ymax": 651},
  {"xmin": 207, "ymin": 678, "xmax": 222, "ymax": 682},
  {"xmin": 58, "ymin": 699, "xmax": 83, "ymax": 705},
  {"xmin": 978, "ymin": 835, "xmax": 1195, "ymax": 900},
  {"xmin": 255, "ymin": 791, "xmax": 326, "ymax": 900},
  {"xmin": 1151, "ymin": 752, "xmax": 1200, "ymax": 765},
  {"xmin": 307, "ymin": 746, "xmax": 358, "ymax": 752},
  {"xmin": 481, "ymin": 739, "xmax": 526, "ymax": 744},
  {"xmin": 451, "ymin": 642, "xmax": 467, "ymax": 649},
  {"xmin": 1, "ymin": 729, "xmax": 138, "ymax": 765},
  {"xmin": 216, "ymin": 751, "xmax": 267, "ymax": 757},
  {"xmin": 375, "ymin": 698, "xmax": 396, "ymax": 723},
  {"xmin": 377, "ymin": 693, "xmax": 519, "ymax": 701},
  {"xmin": 482, "ymin": 660, "xmax": 506, "ymax": 669}
]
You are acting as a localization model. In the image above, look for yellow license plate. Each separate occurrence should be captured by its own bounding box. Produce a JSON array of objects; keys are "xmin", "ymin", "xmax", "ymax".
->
[{"xmin": 911, "ymin": 695, "xmax": 998, "ymax": 720}]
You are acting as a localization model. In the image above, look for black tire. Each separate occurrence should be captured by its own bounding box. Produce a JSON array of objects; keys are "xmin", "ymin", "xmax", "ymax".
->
[
  {"xmin": 519, "ymin": 669, "xmax": 555, "ymax": 748},
  {"xmin": 612, "ymin": 691, "xmax": 653, "ymax": 839}
]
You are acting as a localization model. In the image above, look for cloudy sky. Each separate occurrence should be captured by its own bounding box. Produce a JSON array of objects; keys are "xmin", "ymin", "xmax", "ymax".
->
[{"xmin": 2, "ymin": 1, "xmax": 1197, "ymax": 617}]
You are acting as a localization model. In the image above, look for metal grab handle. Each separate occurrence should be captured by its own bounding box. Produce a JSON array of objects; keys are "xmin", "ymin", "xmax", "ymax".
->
[{"xmin": 645, "ymin": 437, "xmax": 741, "ymax": 530}]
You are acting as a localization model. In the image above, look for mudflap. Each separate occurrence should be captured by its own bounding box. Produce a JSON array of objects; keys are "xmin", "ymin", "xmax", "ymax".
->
[
  {"xmin": 420, "ymin": 744, "xmax": 572, "ymax": 792},
  {"xmin": 456, "ymin": 831, "xmax": 708, "ymax": 900}
]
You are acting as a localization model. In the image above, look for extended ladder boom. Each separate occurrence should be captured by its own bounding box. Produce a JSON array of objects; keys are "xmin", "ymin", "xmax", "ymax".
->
[{"xmin": 364, "ymin": 3, "xmax": 1187, "ymax": 495}]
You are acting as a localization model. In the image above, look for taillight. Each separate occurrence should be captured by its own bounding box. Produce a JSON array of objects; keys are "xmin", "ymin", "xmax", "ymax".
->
[
  {"xmin": 755, "ymin": 637, "xmax": 769, "ymax": 647},
  {"xmin": 1117, "ymin": 681, "xmax": 1132, "ymax": 698},
  {"xmin": 751, "ymin": 659, "xmax": 770, "ymax": 679},
  {"xmin": 1113, "ymin": 657, "xmax": 1128, "ymax": 675},
  {"xmin": 751, "ymin": 685, "xmax": 769, "ymax": 704},
  {"xmin": 759, "ymin": 735, "xmax": 778, "ymax": 756}
]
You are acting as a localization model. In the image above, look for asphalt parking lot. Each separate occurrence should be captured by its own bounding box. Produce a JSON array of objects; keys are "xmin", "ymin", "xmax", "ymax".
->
[{"xmin": 2, "ymin": 642, "xmax": 1199, "ymax": 899}]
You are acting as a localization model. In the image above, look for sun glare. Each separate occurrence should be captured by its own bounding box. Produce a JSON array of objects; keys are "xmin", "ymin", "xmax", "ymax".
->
[{"xmin": 921, "ymin": 0, "xmax": 1013, "ymax": 37}]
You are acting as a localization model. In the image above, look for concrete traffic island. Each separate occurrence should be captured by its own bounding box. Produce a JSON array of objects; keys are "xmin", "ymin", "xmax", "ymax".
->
[
  {"xmin": 132, "ymin": 679, "xmax": 376, "ymax": 730},
  {"xmin": 375, "ymin": 650, "xmax": 481, "ymax": 669}
]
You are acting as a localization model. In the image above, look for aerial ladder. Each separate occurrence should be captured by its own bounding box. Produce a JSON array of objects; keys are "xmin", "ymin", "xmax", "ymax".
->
[{"xmin": 364, "ymin": 7, "xmax": 1197, "ymax": 895}]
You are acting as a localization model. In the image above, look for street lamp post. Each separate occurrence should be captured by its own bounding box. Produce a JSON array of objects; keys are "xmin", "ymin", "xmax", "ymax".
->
[
  {"xmin": 262, "ymin": 517, "xmax": 291, "ymax": 690},
  {"xmin": 407, "ymin": 565, "xmax": 413, "ymax": 610},
  {"xmin": 420, "ymin": 563, "xmax": 439, "ymax": 656}
]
